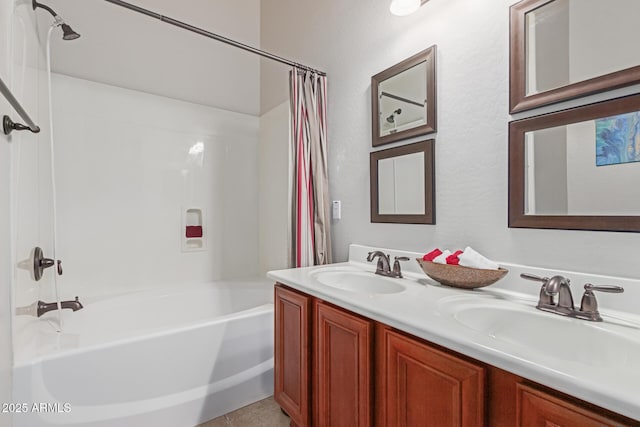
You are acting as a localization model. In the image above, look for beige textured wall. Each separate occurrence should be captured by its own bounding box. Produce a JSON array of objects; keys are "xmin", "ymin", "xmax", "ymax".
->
[{"xmin": 260, "ymin": 0, "xmax": 640, "ymax": 278}]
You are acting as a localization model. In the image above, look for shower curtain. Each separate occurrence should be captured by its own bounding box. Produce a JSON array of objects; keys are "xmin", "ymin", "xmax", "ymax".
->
[{"xmin": 289, "ymin": 68, "xmax": 332, "ymax": 268}]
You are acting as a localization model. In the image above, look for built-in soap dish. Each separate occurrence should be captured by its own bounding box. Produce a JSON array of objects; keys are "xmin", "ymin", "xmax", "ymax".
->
[{"xmin": 182, "ymin": 207, "xmax": 206, "ymax": 252}]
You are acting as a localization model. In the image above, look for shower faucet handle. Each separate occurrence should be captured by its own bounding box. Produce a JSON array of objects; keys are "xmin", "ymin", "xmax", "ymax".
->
[
  {"xmin": 32, "ymin": 247, "xmax": 63, "ymax": 281},
  {"xmin": 33, "ymin": 247, "xmax": 52, "ymax": 281}
]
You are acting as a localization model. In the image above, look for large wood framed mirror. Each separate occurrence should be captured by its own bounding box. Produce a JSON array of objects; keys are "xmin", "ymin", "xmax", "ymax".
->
[
  {"xmin": 510, "ymin": 0, "xmax": 640, "ymax": 113},
  {"xmin": 370, "ymin": 139, "xmax": 435, "ymax": 224},
  {"xmin": 371, "ymin": 46, "xmax": 436, "ymax": 147},
  {"xmin": 509, "ymin": 93, "xmax": 640, "ymax": 232}
]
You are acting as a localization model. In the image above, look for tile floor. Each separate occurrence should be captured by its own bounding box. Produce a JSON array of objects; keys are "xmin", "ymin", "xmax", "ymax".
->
[{"xmin": 197, "ymin": 396, "xmax": 290, "ymax": 427}]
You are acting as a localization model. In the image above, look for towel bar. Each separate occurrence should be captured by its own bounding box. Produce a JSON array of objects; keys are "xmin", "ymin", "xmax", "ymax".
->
[{"xmin": 0, "ymin": 76, "xmax": 40, "ymax": 135}]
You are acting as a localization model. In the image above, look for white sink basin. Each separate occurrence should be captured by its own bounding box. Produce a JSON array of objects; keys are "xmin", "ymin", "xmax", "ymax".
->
[
  {"xmin": 438, "ymin": 295, "xmax": 640, "ymax": 367},
  {"xmin": 311, "ymin": 268, "xmax": 406, "ymax": 295}
]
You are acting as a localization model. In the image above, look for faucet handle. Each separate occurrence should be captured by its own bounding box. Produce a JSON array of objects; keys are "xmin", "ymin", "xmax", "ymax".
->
[
  {"xmin": 579, "ymin": 284, "xmax": 624, "ymax": 321},
  {"xmin": 392, "ymin": 257, "xmax": 410, "ymax": 278},
  {"xmin": 584, "ymin": 284, "xmax": 624, "ymax": 294},
  {"xmin": 520, "ymin": 273, "xmax": 548, "ymax": 283},
  {"xmin": 521, "ymin": 273, "xmax": 555, "ymax": 305}
]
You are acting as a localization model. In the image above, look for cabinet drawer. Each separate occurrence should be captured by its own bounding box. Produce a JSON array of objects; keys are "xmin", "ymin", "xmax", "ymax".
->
[{"xmin": 517, "ymin": 383, "xmax": 633, "ymax": 427}]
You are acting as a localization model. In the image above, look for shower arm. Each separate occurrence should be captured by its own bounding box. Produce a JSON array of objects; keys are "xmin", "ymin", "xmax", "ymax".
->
[
  {"xmin": 103, "ymin": 0, "xmax": 326, "ymax": 76},
  {"xmin": 32, "ymin": 0, "xmax": 57, "ymax": 17},
  {"xmin": 32, "ymin": 0, "xmax": 81, "ymax": 40}
]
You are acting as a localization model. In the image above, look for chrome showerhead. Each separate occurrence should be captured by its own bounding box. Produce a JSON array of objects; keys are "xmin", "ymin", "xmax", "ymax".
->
[{"xmin": 33, "ymin": 0, "xmax": 81, "ymax": 41}]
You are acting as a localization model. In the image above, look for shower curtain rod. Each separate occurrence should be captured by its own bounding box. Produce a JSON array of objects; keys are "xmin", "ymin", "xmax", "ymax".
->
[
  {"xmin": 380, "ymin": 91, "xmax": 424, "ymax": 108},
  {"xmin": 103, "ymin": 0, "xmax": 326, "ymax": 76}
]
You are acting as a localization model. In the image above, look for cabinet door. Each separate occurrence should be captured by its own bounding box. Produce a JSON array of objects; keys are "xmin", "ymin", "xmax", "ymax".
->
[
  {"xmin": 274, "ymin": 285, "xmax": 311, "ymax": 427},
  {"xmin": 377, "ymin": 326, "xmax": 485, "ymax": 427},
  {"xmin": 314, "ymin": 301, "xmax": 373, "ymax": 427},
  {"xmin": 516, "ymin": 383, "xmax": 632, "ymax": 427}
]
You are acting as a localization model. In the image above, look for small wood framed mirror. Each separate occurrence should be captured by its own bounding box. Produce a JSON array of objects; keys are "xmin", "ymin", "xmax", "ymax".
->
[
  {"xmin": 372, "ymin": 46, "xmax": 436, "ymax": 147},
  {"xmin": 370, "ymin": 139, "xmax": 435, "ymax": 224},
  {"xmin": 509, "ymin": 93, "xmax": 640, "ymax": 232}
]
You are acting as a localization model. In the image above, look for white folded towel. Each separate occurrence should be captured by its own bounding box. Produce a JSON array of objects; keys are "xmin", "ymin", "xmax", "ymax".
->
[
  {"xmin": 458, "ymin": 246, "xmax": 499, "ymax": 270},
  {"xmin": 432, "ymin": 250, "xmax": 452, "ymax": 264}
]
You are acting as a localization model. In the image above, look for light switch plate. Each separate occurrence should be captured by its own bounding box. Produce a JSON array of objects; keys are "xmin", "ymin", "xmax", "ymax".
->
[{"xmin": 332, "ymin": 200, "xmax": 341, "ymax": 220}]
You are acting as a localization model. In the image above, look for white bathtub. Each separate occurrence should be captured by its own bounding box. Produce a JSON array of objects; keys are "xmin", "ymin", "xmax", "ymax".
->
[{"xmin": 13, "ymin": 278, "xmax": 275, "ymax": 427}]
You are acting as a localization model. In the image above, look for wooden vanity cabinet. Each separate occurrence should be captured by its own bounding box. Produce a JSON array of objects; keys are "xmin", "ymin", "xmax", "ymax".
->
[
  {"xmin": 275, "ymin": 285, "xmax": 374, "ymax": 427},
  {"xmin": 515, "ymin": 383, "xmax": 635, "ymax": 427},
  {"xmin": 314, "ymin": 300, "xmax": 373, "ymax": 427},
  {"xmin": 375, "ymin": 325, "xmax": 485, "ymax": 427},
  {"xmin": 274, "ymin": 285, "xmax": 311, "ymax": 427},
  {"xmin": 274, "ymin": 284, "xmax": 638, "ymax": 427}
]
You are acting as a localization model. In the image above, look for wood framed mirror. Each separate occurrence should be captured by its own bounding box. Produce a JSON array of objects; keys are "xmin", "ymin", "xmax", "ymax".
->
[
  {"xmin": 509, "ymin": 93, "xmax": 640, "ymax": 232},
  {"xmin": 370, "ymin": 139, "xmax": 435, "ymax": 224},
  {"xmin": 510, "ymin": 0, "xmax": 640, "ymax": 113},
  {"xmin": 371, "ymin": 46, "xmax": 436, "ymax": 147}
]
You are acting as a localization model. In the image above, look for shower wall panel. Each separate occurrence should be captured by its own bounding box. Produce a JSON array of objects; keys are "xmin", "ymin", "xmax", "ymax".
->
[
  {"xmin": 258, "ymin": 101, "xmax": 289, "ymax": 274},
  {"xmin": 51, "ymin": 74, "xmax": 259, "ymax": 295},
  {"xmin": 9, "ymin": 0, "xmax": 61, "ymax": 388},
  {"xmin": 0, "ymin": 2, "xmax": 14, "ymax": 425},
  {"xmin": 11, "ymin": 4, "xmax": 58, "ymax": 307}
]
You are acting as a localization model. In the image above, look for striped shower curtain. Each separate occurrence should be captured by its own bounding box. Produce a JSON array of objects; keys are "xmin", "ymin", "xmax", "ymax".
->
[{"xmin": 289, "ymin": 68, "xmax": 332, "ymax": 268}]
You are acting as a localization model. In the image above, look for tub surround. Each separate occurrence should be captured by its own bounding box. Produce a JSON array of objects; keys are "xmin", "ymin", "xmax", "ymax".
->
[
  {"xmin": 51, "ymin": 73, "xmax": 260, "ymax": 293},
  {"xmin": 0, "ymin": 1, "xmax": 16, "ymax": 421},
  {"xmin": 268, "ymin": 244, "xmax": 640, "ymax": 420}
]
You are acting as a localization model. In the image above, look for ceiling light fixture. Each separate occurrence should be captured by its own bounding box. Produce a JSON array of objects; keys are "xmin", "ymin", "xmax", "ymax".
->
[{"xmin": 390, "ymin": 0, "xmax": 425, "ymax": 16}]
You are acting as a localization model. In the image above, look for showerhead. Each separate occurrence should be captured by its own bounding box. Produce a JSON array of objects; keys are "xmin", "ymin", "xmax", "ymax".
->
[
  {"xmin": 60, "ymin": 23, "xmax": 81, "ymax": 40},
  {"xmin": 385, "ymin": 108, "xmax": 402, "ymax": 123},
  {"xmin": 33, "ymin": 0, "xmax": 81, "ymax": 41}
]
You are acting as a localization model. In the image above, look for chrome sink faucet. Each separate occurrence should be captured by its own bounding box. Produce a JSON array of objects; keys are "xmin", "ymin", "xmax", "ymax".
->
[
  {"xmin": 521, "ymin": 273, "xmax": 623, "ymax": 321},
  {"xmin": 367, "ymin": 251, "xmax": 409, "ymax": 278}
]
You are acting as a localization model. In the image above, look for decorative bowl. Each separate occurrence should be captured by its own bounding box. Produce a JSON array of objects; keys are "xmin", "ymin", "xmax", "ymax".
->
[{"xmin": 416, "ymin": 258, "xmax": 508, "ymax": 289}]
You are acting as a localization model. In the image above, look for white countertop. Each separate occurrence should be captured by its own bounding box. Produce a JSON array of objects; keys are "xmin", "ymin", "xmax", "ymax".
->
[{"xmin": 267, "ymin": 244, "xmax": 640, "ymax": 421}]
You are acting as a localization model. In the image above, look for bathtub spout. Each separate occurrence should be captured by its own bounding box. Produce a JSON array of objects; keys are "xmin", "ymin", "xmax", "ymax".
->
[{"xmin": 37, "ymin": 296, "xmax": 84, "ymax": 317}]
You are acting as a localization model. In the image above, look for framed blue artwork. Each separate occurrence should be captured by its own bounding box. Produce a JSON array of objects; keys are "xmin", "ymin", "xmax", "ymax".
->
[{"xmin": 596, "ymin": 112, "xmax": 640, "ymax": 166}]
